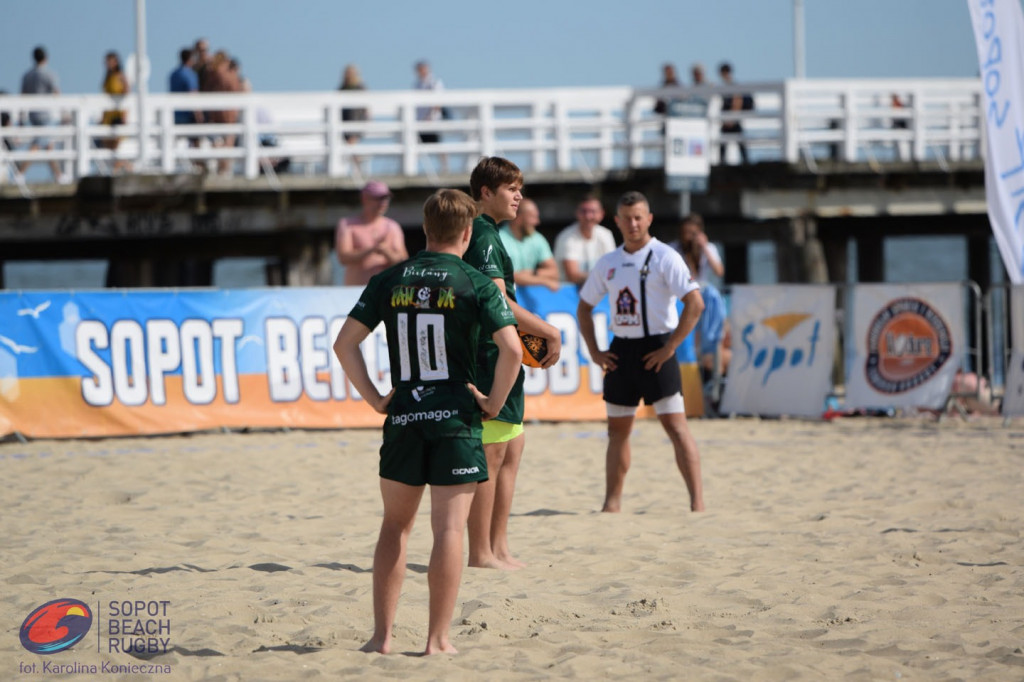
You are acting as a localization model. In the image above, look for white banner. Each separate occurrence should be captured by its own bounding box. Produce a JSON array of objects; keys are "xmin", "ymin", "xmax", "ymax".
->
[
  {"xmin": 846, "ymin": 284, "xmax": 964, "ymax": 410},
  {"xmin": 968, "ymin": 0, "xmax": 1024, "ymax": 284},
  {"xmin": 1004, "ymin": 350, "xmax": 1024, "ymax": 416},
  {"xmin": 665, "ymin": 117, "xmax": 710, "ymax": 179},
  {"xmin": 720, "ymin": 285, "xmax": 835, "ymax": 417}
]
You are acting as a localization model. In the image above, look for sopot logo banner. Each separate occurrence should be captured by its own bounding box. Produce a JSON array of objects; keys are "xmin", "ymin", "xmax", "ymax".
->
[
  {"xmin": 719, "ymin": 285, "xmax": 835, "ymax": 417},
  {"xmin": 845, "ymin": 284, "xmax": 965, "ymax": 410}
]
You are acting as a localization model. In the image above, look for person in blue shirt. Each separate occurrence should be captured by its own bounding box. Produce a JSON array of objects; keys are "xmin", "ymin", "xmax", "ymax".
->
[
  {"xmin": 498, "ymin": 198, "xmax": 560, "ymax": 292},
  {"xmin": 169, "ymin": 48, "xmax": 203, "ymax": 147}
]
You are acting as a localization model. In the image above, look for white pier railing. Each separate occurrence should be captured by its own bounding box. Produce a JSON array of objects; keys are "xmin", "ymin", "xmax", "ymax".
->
[{"xmin": 0, "ymin": 78, "xmax": 983, "ymax": 187}]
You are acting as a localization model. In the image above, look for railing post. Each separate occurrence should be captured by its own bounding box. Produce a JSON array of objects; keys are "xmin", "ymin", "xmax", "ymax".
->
[
  {"xmin": 531, "ymin": 101, "xmax": 546, "ymax": 172},
  {"xmin": 402, "ymin": 101, "xmax": 417, "ymax": 177},
  {"xmin": 975, "ymin": 88, "xmax": 986, "ymax": 162},
  {"xmin": 782, "ymin": 79, "xmax": 798, "ymax": 164},
  {"xmin": 555, "ymin": 98, "xmax": 570, "ymax": 172},
  {"xmin": 160, "ymin": 105, "xmax": 175, "ymax": 174},
  {"xmin": 950, "ymin": 97, "xmax": 963, "ymax": 162},
  {"xmin": 912, "ymin": 87, "xmax": 926, "ymax": 162},
  {"xmin": 843, "ymin": 87, "xmax": 857, "ymax": 162},
  {"xmin": 625, "ymin": 95, "xmax": 642, "ymax": 170},
  {"xmin": 326, "ymin": 100, "xmax": 341, "ymax": 178},
  {"xmin": 243, "ymin": 101, "xmax": 258, "ymax": 179},
  {"xmin": 75, "ymin": 102, "xmax": 90, "ymax": 179},
  {"xmin": 599, "ymin": 104, "xmax": 613, "ymax": 171},
  {"xmin": 480, "ymin": 99, "xmax": 495, "ymax": 159}
]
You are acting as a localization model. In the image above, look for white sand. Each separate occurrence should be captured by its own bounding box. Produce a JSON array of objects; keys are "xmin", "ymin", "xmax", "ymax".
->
[{"xmin": 2, "ymin": 417, "xmax": 1022, "ymax": 680}]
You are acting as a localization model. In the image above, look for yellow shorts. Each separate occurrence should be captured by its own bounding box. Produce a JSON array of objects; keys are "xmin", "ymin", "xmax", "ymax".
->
[{"xmin": 481, "ymin": 420, "xmax": 524, "ymax": 445}]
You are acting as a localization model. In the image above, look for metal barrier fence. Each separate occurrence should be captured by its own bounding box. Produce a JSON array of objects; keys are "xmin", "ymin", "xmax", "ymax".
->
[{"xmin": 0, "ymin": 77, "xmax": 983, "ymax": 186}]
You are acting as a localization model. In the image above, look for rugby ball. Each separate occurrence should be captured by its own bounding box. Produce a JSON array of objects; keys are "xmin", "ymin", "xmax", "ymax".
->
[{"xmin": 519, "ymin": 332, "xmax": 548, "ymax": 369}]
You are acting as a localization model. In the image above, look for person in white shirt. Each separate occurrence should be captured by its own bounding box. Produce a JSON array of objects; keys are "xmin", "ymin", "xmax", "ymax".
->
[
  {"xmin": 413, "ymin": 60, "xmax": 448, "ymax": 173},
  {"xmin": 553, "ymin": 196, "xmax": 617, "ymax": 285},
  {"xmin": 413, "ymin": 60, "xmax": 443, "ymax": 141},
  {"xmin": 577, "ymin": 191, "xmax": 706, "ymax": 513}
]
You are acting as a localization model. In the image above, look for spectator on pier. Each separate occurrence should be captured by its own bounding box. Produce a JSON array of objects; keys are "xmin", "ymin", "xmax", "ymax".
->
[
  {"xmin": 890, "ymin": 93, "xmax": 910, "ymax": 161},
  {"xmin": 413, "ymin": 60, "xmax": 448, "ymax": 173},
  {"xmin": 691, "ymin": 63, "xmax": 706, "ymax": 86},
  {"xmin": 553, "ymin": 195, "xmax": 617, "ymax": 286},
  {"xmin": 654, "ymin": 62, "xmax": 681, "ymax": 115},
  {"xmin": 414, "ymin": 60, "xmax": 443, "ymax": 142},
  {"xmin": 718, "ymin": 62, "xmax": 752, "ymax": 164},
  {"xmin": 193, "ymin": 38, "xmax": 212, "ymax": 90},
  {"xmin": 99, "ymin": 51, "xmax": 130, "ymax": 173},
  {"xmin": 229, "ymin": 59, "xmax": 249, "ymax": 92},
  {"xmin": 499, "ymin": 198, "xmax": 560, "ymax": 292},
  {"xmin": 340, "ymin": 64, "xmax": 368, "ymax": 143},
  {"xmin": 340, "ymin": 64, "xmax": 369, "ymax": 175},
  {"xmin": 19, "ymin": 46, "xmax": 67, "ymax": 183},
  {"xmin": 206, "ymin": 51, "xmax": 241, "ymax": 174},
  {"xmin": 335, "ymin": 180, "xmax": 409, "ymax": 285},
  {"xmin": 169, "ymin": 48, "xmax": 203, "ymax": 150}
]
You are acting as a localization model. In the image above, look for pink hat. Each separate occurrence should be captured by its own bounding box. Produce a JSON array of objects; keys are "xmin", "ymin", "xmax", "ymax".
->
[{"xmin": 362, "ymin": 180, "xmax": 391, "ymax": 198}]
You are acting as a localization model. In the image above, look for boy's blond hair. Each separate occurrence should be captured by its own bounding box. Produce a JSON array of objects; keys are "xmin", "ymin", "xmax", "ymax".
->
[{"xmin": 423, "ymin": 189, "xmax": 479, "ymax": 244}]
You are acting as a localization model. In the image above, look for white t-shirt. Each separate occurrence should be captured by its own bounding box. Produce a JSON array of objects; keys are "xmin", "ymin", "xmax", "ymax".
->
[
  {"xmin": 553, "ymin": 222, "xmax": 617, "ymax": 281},
  {"xmin": 580, "ymin": 238, "xmax": 700, "ymax": 338}
]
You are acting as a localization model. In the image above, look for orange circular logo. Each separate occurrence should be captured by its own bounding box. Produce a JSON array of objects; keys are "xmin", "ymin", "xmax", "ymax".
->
[{"xmin": 865, "ymin": 298, "xmax": 952, "ymax": 394}]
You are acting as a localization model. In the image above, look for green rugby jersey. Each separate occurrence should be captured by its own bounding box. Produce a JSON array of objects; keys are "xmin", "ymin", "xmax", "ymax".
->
[
  {"xmin": 464, "ymin": 214, "xmax": 526, "ymax": 424},
  {"xmin": 349, "ymin": 251, "xmax": 516, "ymax": 388}
]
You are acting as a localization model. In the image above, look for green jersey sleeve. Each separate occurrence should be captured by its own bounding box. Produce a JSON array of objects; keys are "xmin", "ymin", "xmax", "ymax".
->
[
  {"xmin": 475, "ymin": 273, "xmax": 518, "ymax": 339},
  {"xmin": 348, "ymin": 274, "xmax": 384, "ymax": 330}
]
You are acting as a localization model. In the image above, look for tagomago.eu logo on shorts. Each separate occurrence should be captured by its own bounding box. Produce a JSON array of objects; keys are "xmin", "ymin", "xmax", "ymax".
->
[
  {"xmin": 19, "ymin": 598, "xmax": 93, "ymax": 655},
  {"xmin": 865, "ymin": 297, "xmax": 952, "ymax": 394}
]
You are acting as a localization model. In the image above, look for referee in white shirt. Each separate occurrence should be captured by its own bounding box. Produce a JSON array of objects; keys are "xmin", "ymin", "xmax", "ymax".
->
[{"xmin": 577, "ymin": 191, "xmax": 706, "ymax": 513}]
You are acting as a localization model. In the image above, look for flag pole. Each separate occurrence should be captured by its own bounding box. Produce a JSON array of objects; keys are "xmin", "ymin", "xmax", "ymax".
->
[
  {"xmin": 794, "ymin": 0, "xmax": 806, "ymax": 79},
  {"xmin": 135, "ymin": 0, "xmax": 148, "ymax": 167}
]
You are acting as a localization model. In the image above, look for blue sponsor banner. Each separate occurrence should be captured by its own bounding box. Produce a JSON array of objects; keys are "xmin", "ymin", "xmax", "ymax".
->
[{"xmin": 0, "ymin": 285, "xmax": 698, "ymax": 438}]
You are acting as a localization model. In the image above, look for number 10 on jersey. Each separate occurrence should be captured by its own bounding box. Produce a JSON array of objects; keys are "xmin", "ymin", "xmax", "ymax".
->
[{"xmin": 396, "ymin": 312, "xmax": 449, "ymax": 382}]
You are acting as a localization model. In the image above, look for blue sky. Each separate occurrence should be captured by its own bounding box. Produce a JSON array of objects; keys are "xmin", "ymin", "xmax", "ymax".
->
[{"xmin": 1, "ymin": 0, "xmax": 982, "ymax": 96}]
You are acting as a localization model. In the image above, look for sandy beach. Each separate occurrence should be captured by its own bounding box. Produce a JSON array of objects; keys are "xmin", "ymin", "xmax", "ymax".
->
[{"xmin": 2, "ymin": 416, "xmax": 1023, "ymax": 681}]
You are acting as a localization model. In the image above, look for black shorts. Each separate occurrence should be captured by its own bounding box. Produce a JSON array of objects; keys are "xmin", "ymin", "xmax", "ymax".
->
[
  {"xmin": 419, "ymin": 132, "xmax": 440, "ymax": 144},
  {"xmin": 603, "ymin": 333, "xmax": 682, "ymax": 407}
]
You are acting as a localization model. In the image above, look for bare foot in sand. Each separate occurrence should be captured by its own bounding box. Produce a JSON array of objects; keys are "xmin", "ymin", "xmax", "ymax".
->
[
  {"xmin": 423, "ymin": 640, "xmax": 458, "ymax": 655},
  {"xmin": 359, "ymin": 636, "xmax": 391, "ymax": 654},
  {"xmin": 497, "ymin": 554, "xmax": 526, "ymax": 569},
  {"xmin": 601, "ymin": 498, "xmax": 621, "ymax": 513},
  {"xmin": 692, "ymin": 502, "xmax": 705, "ymax": 512},
  {"xmin": 468, "ymin": 554, "xmax": 519, "ymax": 571}
]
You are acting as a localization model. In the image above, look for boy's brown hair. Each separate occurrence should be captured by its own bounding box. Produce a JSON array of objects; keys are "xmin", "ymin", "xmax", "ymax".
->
[
  {"xmin": 469, "ymin": 156, "xmax": 524, "ymax": 200},
  {"xmin": 423, "ymin": 189, "xmax": 479, "ymax": 244}
]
